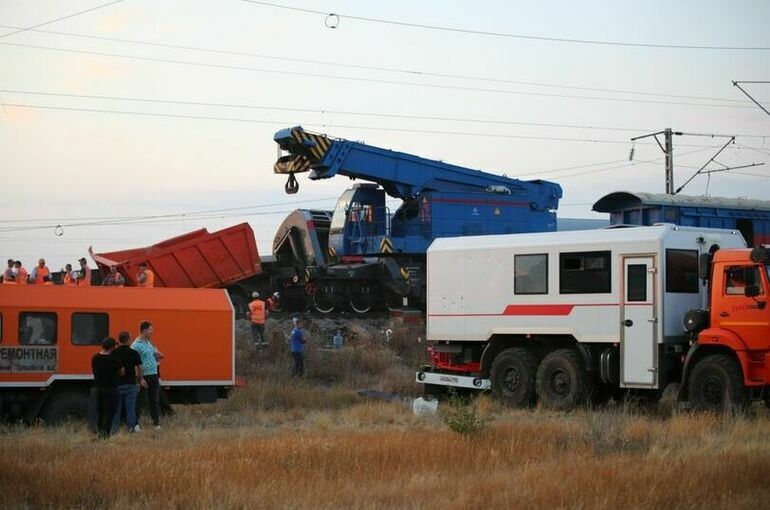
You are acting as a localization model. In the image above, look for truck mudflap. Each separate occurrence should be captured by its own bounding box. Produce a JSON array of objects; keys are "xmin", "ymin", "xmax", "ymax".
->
[{"xmin": 415, "ymin": 370, "xmax": 491, "ymax": 390}]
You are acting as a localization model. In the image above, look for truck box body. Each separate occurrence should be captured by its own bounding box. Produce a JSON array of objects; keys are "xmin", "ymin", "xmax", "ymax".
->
[
  {"xmin": 90, "ymin": 223, "xmax": 261, "ymax": 288},
  {"xmin": 427, "ymin": 225, "xmax": 746, "ymax": 388},
  {"xmin": 0, "ymin": 285, "xmax": 234, "ymax": 417}
]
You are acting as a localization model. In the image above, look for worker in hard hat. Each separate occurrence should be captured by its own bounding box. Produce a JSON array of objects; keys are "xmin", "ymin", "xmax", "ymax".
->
[
  {"xmin": 266, "ymin": 291, "xmax": 280, "ymax": 315},
  {"xmin": 246, "ymin": 291, "xmax": 267, "ymax": 347},
  {"xmin": 136, "ymin": 262, "xmax": 155, "ymax": 288}
]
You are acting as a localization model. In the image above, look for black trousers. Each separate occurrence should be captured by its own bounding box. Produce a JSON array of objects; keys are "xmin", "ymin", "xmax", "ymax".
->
[
  {"xmin": 137, "ymin": 374, "xmax": 161, "ymax": 426},
  {"xmin": 251, "ymin": 323, "xmax": 265, "ymax": 345},
  {"xmin": 292, "ymin": 352, "xmax": 304, "ymax": 377},
  {"xmin": 94, "ymin": 386, "xmax": 118, "ymax": 438}
]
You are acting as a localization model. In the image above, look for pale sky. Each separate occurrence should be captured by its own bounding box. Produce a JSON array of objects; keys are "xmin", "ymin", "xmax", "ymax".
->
[{"xmin": 1, "ymin": 0, "xmax": 769, "ymax": 269}]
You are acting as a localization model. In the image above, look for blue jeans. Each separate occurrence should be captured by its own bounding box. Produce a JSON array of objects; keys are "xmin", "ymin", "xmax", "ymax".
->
[{"xmin": 112, "ymin": 384, "xmax": 138, "ymax": 433}]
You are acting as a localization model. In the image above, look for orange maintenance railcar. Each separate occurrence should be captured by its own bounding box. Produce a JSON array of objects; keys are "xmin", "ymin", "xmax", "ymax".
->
[{"xmin": 0, "ymin": 285, "xmax": 234, "ymax": 422}]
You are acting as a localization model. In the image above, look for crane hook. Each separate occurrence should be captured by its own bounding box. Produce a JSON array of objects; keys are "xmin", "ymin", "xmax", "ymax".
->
[{"xmin": 285, "ymin": 173, "xmax": 299, "ymax": 194}]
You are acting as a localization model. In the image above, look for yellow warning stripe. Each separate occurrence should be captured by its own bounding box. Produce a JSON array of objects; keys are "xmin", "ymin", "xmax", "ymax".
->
[
  {"xmin": 304, "ymin": 267, "xmax": 311, "ymax": 281},
  {"xmin": 400, "ymin": 267, "xmax": 409, "ymax": 280},
  {"xmin": 328, "ymin": 246, "xmax": 337, "ymax": 258},
  {"xmin": 380, "ymin": 237, "xmax": 393, "ymax": 254}
]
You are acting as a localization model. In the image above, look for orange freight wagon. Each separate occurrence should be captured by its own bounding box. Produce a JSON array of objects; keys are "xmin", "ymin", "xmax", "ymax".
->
[{"xmin": 0, "ymin": 285, "xmax": 234, "ymax": 423}]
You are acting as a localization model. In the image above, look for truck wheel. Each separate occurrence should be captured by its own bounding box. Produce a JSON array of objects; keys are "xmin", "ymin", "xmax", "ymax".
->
[
  {"xmin": 490, "ymin": 347, "xmax": 538, "ymax": 407},
  {"xmin": 536, "ymin": 349, "xmax": 593, "ymax": 411},
  {"xmin": 688, "ymin": 354, "xmax": 747, "ymax": 413},
  {"xmin": 40, "ymin": 391, "xmax": 89, "ymax": 425}
]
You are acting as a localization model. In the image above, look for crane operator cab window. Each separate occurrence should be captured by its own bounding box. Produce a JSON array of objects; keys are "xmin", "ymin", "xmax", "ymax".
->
[
  {"xmin": 19, "ymin": 312, "xmax": 57, "ymax": 345},
  {"xmin": 725, "ymin": 266, "xmax": 763, "ymax": 296}
]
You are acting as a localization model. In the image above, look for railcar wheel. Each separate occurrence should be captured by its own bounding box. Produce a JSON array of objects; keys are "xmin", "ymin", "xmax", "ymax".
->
[
  {"xmin": 40, "ymin": 391, "xmax": 89, "ymax": 425},
  {"xmin": 312, "ymin": 291, "xmax": 336, "ymax": 314}
]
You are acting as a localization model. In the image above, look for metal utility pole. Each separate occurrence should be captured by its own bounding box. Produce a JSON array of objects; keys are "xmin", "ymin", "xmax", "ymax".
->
[{"xmin": 631, "ymin": 128, "xmax": 679, "ymax": 194}]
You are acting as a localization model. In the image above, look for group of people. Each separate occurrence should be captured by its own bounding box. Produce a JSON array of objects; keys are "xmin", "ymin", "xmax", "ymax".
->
[
  {"xmin": 2, "ymin": 257, "xmax": 155, "ymax": 288},
  {"xmin": 91, "ymin": 320, "xmax": 164, "ymax": 438}
]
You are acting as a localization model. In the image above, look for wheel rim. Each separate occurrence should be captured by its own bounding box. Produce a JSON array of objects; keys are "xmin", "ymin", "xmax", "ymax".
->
[
  {"xmin": 502, "ymin": 367, "xmax": 522, "ymax": 394},
  {"xmin": 349, "ymin": 298, "xmax": 372, "ymax": 314},
  {"xmin": 549, "ymin": 368, "xmax": 571, "ymax": 397},
  {"xmin": 701, "ymin": 375, "xmax": 725, "ymax": 406},
  {"xmin": 313, "ymin": 292, "xmax": 335, "ymax": 314}
]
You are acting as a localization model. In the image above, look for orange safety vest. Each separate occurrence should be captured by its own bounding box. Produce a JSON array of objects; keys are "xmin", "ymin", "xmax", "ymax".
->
[
  {"xmin": 248, "ymin": 299, "xmax": 266, "ymax": 324},
  {"xmin": 17, "ymin": 268, "xmax": 28, "ymax": 285},
  {"xmin": 78, "ymin": 267, "xmax": 91, "ymax": 286},
  {"xmin": 138, "ymin": 269, "xmax": 155, "ymax": 288},
  {"xmin": 34, "ymin": 266, "xmax": 50, "ymax": 285},
  {"xmin": 43, "ymin": 281, "xmax": 53, "ymax": 286},
  {"xmin": 63, "ymin": 272, "xmax": 76, "ymax": 286}
]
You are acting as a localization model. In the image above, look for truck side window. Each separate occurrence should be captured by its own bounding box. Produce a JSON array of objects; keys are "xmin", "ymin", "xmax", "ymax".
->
[
  {"xmin": 515, "ymin": 254, "xmax": 548, "ymax": 295},
  {"xmin": 19, "ymin": 312, "xmax": 57, "ymax": 345},
  {"xmin": 666, "ymin": 249, "xmax": 699, "ymax": 293},
  {"xmin": 72, "ymin": 313, "xmax": 109, "ymax": 346},
  {"xmin": 559, "ymin": 251, "xmax": 611, "ymax": 294},
  {"xmin": 725, "ymin": 267, "xmax": 763, "ymax": 296}
]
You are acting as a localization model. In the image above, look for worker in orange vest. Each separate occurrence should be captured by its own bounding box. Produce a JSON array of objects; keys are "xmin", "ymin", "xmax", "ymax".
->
[
  {"xmin": 14, "ymin": 261, "xmax": 28, "ymax": 285},
  {"xmin": 137, "ymin": 263, "xmax": 155, "ymax": 288},
  {"xmin": 42, "ymin": 274, "xmax": 54, "ymax": 286},
  {"xmin": 246, "ymin": 291, "xmax": 267, "ymax": 347},
  {"xmin": 31, "ymin": 258, "xmax": 50, "ymax": 285},
  {"xmin": 266, "ymin": 292, "xmax": 280, "ymax": 315},
  {"xmin": 62, "ymin": 264, "xmax": 77, "ymax": 286},
  {"xmin": 103, "ymin": 266, "xmax": 126, "ymax": 286},
  {"xmin": 77, "ymin": 258, "xmax": 92, "ymax": 286}
]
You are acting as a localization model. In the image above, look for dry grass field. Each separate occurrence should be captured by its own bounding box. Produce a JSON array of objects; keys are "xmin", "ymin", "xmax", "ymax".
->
[{"xmin": 2, "ymin": 317, "xmax": 770, "ymax": 509}]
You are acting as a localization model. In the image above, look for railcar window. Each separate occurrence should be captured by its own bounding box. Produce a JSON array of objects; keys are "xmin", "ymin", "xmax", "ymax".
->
[
  {"xmin": 19, "ymin": 312, "xmax": 57, "ymax": 345},
  {"xmin": 559, "ymin": 251, "xmax": 611, "ymax": 294},
  {"xmin": 515, "ymin": 254, "xmax": 548, "ymax": 295},
  {"xmin": 72, "ymin": 313, "xmax": 109, "ymax": 346},
  {"xmin": 666, "ymin": 249, "xmax": 699, "ymax": 293},
  {"xmin": 627, "ymin": 264, "xmax": 647, "ymax": 302}
]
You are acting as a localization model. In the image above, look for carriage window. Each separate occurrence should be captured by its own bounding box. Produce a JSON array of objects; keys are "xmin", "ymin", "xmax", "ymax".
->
[
  {"xmin": 19, "ymin": 312, "xmax": 57, "ymax": 345},
  {"xmin": 72, "ymin": 313, "xmax": 109, "ymax": 346},
  {"xmin": 515, "ymin": 254, "xmax": 548, "ymax": 294},
  {"xmin": 559, "ymin": 251, "xmax": 611, "ymax": 294},
  {"xmin": 666, "ymin": 249, "xmax": 699, "ymax": 293},
  {"xmin": 627, "ymin": 264, "xmax": 647, "ymax": 302}
]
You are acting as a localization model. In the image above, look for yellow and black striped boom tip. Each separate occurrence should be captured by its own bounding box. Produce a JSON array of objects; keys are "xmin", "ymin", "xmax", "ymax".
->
[{"xmin": 273, "ymin": 126, "xmax": 334, "ymax": 175}]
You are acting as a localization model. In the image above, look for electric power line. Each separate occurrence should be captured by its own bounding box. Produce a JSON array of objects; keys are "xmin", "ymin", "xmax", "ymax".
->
[
  {"xmin": 0, "ymin": 23, "xmax": 758, "ymax": 106},
  {"xmin": 0, "ymin": 41, "xmax": 758, "ymax": 110},
  {"xmin": 3, "ymin": 89, "xmax": 769, "ymax": 139},
  {"xmin": 0, "ymin": 0, "xmax": 124, "ymax": 40},
  {"xmin": 3, "ymin": 102, "xmax": 769, "ymax": 152},
  {"xmin": 241, "ymin": 0, "xmax": 770, "ymax": 51}
]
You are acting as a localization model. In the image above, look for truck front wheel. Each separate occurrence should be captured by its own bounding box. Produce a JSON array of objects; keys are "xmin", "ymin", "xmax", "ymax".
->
[
  {"xmin": 40, "ymin": 391, "xmax": 90, "ymax": 425},
  {"xmin": 688, "ymin": 354, "xmax": 747, "ymax": 413},
  {"xmin": 536, "ymin": 349, "xmax": 593, "ymax": 411},
  {"xmin": 490, "ymin": 347, "xmax": 538, "ymax": 407}
]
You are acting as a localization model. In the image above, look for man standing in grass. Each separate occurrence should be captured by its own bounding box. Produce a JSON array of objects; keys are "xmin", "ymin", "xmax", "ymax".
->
[
  {"xmin": 290, "ymin": 317, "xmax": 306, "ymax": 377},
  {"xmin": 91, "ymin": 337, "xmax": 124, "ymax": 439},
  {"xmin": 132, "ymin": 321, "xmax": 164, "ymax": 429},
  {"xmin": 112, "ymin": 331, "xmax": 143, "ymax": 433}
]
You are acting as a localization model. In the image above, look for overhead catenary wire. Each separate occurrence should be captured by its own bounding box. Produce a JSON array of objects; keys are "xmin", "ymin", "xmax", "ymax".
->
[
  {"xmin": 0, "ymin": 24, "xmax": 759, "ymax": 107},
  {"xmin": 241, "ymin": 0, "xmax": 770, "ymax": 51},
  {"xmin": 0, "ymin": 0, "xmax": 124, "ymax": 40},
  {"xmin": 3, "ymin": 89, "xmax": 769, "ymax": 139},
  {"xmin": 0, "ymin": 41, "xmax": 759, "ymax": 110},
  {"xmin": 5, "ymin": 101, "xmax": 770, "ymax": 152}
]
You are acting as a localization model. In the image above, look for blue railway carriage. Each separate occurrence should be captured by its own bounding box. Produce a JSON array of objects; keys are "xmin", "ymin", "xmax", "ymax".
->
[{"xmin": 593, "ymin": 192, "xmax": 770, "ymax": 246}]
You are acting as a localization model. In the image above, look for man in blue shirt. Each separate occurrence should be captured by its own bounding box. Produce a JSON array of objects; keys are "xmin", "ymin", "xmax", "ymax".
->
[
  {"xmin": 131, "ymin": 320, "xmax": 164, "ymax": 429},
  {"xmin": 290, "ymin": 317, "xmax": 306, "ymax": 377}
]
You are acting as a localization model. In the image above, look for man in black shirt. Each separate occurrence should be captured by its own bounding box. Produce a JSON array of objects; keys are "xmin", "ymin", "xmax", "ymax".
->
[
  {"xmin": 91, "ymin": 337, "xmax": 124, "ymax": 438},
  {"xmin": 111, "ymin": 331, "xmax": 144, "ymax": 433}
]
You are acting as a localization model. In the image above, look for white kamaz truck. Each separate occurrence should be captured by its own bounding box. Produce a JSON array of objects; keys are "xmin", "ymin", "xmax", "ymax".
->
[{"xmin": 416, "ymin": 224, "xmax": 764, "ymax": 410}]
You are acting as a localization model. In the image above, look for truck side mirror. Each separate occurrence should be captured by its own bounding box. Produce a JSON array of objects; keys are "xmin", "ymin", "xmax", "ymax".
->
[
  {"xmin": 745, "ymin": 285, "xmax": 760, "ymax": 298},
  {"xmin": 698, "ymin": 253, "xmax": 712, "ymax": 281}
]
